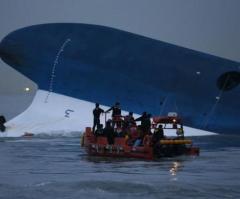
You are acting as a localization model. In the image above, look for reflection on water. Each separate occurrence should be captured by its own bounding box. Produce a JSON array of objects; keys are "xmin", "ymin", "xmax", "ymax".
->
[{"xmin": 169, "ymin": 161, "xmax": 181, "ymax": 176}]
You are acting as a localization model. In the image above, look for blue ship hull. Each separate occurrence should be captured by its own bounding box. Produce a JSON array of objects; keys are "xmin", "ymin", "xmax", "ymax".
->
[{"xmin": 0, "ymin": 23, "xmax": 239, "ymax": 134}]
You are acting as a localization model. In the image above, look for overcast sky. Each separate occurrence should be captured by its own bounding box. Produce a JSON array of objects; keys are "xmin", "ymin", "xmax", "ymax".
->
[
  {"xmin": 0, "ymin": 0, "xmax": 240, "ymax": 119},
  {"xmin": 0, "ymin": 0, "xmax": 240, "ymax": 62}
]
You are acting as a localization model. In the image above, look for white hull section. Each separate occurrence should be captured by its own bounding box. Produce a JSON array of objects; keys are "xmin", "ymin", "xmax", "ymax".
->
[{"xmin": 1, "ymin": 90, "xmax": 216, "ymax": 137}]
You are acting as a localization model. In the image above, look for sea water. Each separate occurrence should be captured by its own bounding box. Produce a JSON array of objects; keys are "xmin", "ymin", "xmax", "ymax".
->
[{"xmin": 0, "ymin": 134, "xmax": 240, "ymax": 199}]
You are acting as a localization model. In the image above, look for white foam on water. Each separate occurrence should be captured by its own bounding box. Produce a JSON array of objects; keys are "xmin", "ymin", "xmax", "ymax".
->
[{"xmin": 1, "ymin": 90, "xmax": 217, "ymax": 137}]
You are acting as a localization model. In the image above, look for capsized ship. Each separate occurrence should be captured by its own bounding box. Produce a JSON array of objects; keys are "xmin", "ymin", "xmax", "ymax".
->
[{"xmin": 0, "ymin": 23, "xmax": 239, "ymax": 136}]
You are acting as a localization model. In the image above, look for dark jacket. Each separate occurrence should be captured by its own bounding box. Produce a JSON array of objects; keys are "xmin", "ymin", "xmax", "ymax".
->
[
  {"xmin": 135, "ymin": 114, "xmax": 150, "ymax": 130},
  {"xmin": 152, "ymin": 128, "xmax": 164, "ymax": 144},
  {"xmin": 106, "ymin": 106, "xmax": 121, "ymax": 117},
  {"xmin": 103, "ymin": 125, "xmax": 115, "ymax": 145},
  {"xmin": 93, "ymin": 108, "xmax": 104, "ymax": 119}
]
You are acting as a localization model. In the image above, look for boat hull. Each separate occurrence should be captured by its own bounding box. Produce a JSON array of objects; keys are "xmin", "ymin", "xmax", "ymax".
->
[{"xmin": 82, "ymin": 127, "xmax": 199, "ymax": 160}]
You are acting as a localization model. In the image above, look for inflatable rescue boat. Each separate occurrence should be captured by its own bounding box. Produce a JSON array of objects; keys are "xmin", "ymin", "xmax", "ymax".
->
[{"xmin": 81, "ymin": 113, "xmax": 200, "ymax": 160}]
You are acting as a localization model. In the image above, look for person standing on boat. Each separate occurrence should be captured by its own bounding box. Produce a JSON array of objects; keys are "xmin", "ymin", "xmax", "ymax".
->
[
  {"xmin": 152, "ymin": 124, "xmax": 164, "ymax": 145},
  {"xmin": 135, "ymin": 112, "xmax": 151, "ymax": 133},
  {"xmin": 135, "ymin": 112, "xmax": 147, "ymax": 125},
  {"xmin": 145, "ymin": 114, "xmax": 152, "ymax": 133},
  {"xmin": 105, "ymin": 102, "xmax": 122, "ymax": 127},
  {"xmin": 93, "ymin": 103, "xmax": 104, "ymax": 132},
  {"xmin": 152, "ymin": 124, "xmax": 165, "ymax": 156}
]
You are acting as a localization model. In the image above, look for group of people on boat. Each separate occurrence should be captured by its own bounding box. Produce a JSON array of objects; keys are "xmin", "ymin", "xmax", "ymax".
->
[
  {"xmin": 88, "ymin": 102, "xmax": 200, "ymax": 158},
  {"xmin": 92, "ymin": 102, "xmax": 184, "ymax": 149}
]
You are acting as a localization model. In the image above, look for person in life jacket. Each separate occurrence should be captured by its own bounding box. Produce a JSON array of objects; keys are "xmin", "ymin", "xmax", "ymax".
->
[
  {"xmin": 0, "ymin": 115, "xmax": 6, "ymax": 132},
  {"xmin": 105, "ymin": 102, "xmax": 122, "ymax": 127},
  {"xmin": 92, "ymin": 103, "xmax": 104, "ymax": 132}
]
